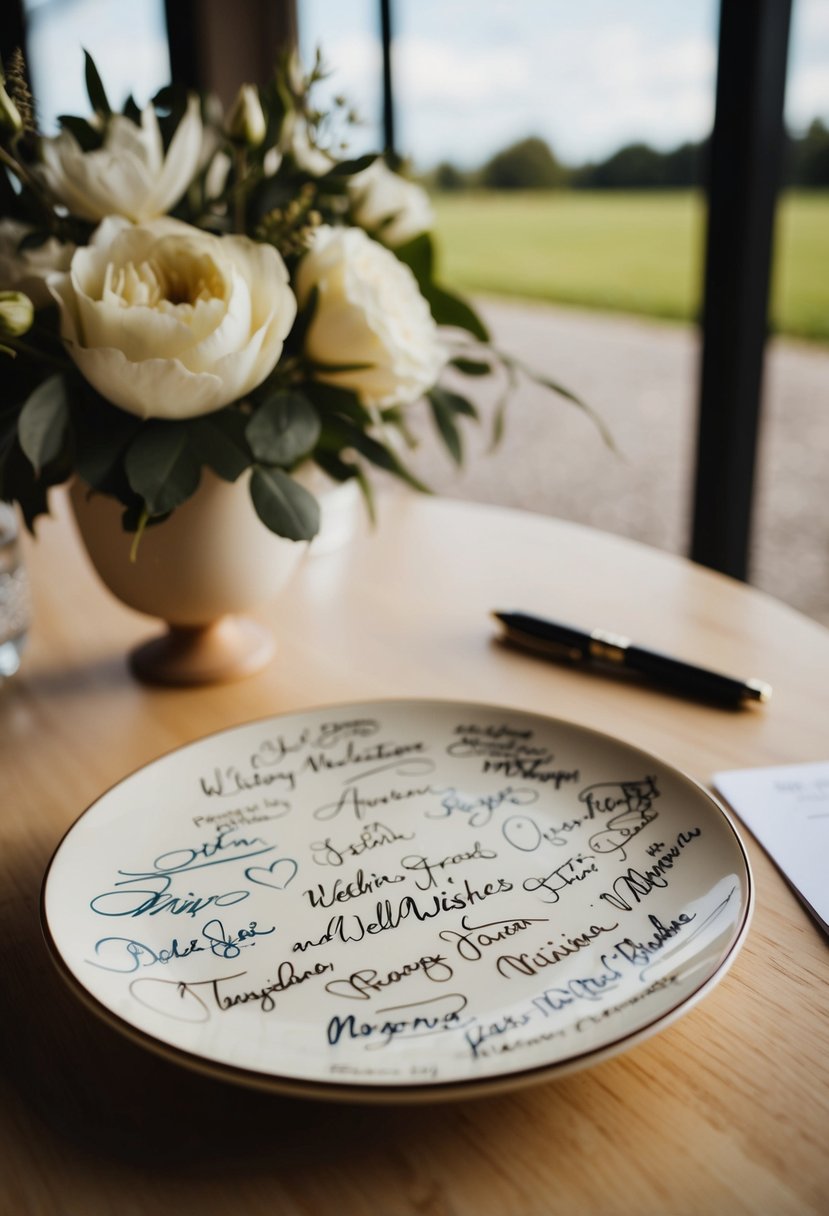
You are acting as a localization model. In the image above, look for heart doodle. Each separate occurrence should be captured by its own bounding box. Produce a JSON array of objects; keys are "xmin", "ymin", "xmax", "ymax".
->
[{"xmin": 245, "ymin": 857, "xmax": 298, "ymax": 890}]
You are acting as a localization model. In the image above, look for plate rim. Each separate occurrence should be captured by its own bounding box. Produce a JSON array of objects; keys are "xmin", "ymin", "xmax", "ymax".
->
[{"xmin": 40, "ymin": 696, "xmax": 755, "ymax": 1103}]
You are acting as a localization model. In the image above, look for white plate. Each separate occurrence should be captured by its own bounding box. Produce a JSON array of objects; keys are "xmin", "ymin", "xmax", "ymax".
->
[{"xmin": 42, "ymin": 700, "xmax": 752, "ymax": 1102}]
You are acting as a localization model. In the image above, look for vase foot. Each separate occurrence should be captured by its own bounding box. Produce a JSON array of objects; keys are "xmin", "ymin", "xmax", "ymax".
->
[{"xmin": 129, "ymin": 617, "xmax": 275, "ymax": 687}]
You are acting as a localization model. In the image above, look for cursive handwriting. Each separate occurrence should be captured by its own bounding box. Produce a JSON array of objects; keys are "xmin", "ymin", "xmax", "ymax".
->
[
  {"xmin": 305, "ymin": 868, "xmax": 406, "ymax": 909},
  {"xmin": 90, "ymin": 875, "xmax": 249, "ymax": 920},
  {"xmin": 579, "ymin": 776, "xmax": 659, "ymax": 820},
  {"xmin": 326, "ymin": 993, "xmax": 469, "ymax": 1049},
  {"xmin": 113, "ymin": 826, "xmax": 274, "ymax": 881},
  {"xmin": 310, "ymin": 820, "xmax": 414, "ymax": 867},
  {"xmin": 324, "ymin": 953, "xmax": 453, "ymax": 1000},
  {"xmin": 130, "ymin": 959, "xmax": 333, "ymax": 1020},
  {"xmin": 313, "ymin": 781, "xmax": 434, "ymax": 823},
  {"xmin": 501, "ymin": 812, "xmax": 584, "ymax": 852},
  {"xmin": 522, "ymin": 852, "xmax": 598, "ymax": 904},
  {"xmin": 400, "ymin": 840, "xmax": 497, "ymax": 891},
  {"xmin": 496, "ymin": 921, "xmax": 619, "ymax": 978},
  {"xmin": 87, "ymin": 918, "xmax": 275, "ymax": 973},
  {"xmin": 439, "ymin": 914, "xmax": 548, "ymax": 962},
  {"xmin": 292, "ymin": 878, "xmax": 514, "ymax": 952},
  {"xmin": 426, "ymin": 785, "xmax": 538, "ymax": 828},
  {"xmin": 598, "ymin": 827, "xmax": 702, "ymax": 912}
]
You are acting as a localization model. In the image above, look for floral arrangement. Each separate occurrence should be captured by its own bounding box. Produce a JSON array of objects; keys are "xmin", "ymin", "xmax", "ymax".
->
[{"xmin": 0, "ymin": 49, "xmax": 593, "ymax": 551}]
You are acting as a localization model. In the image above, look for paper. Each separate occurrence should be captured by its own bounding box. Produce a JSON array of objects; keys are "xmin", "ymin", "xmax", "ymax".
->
[{"xmin": 713, "ymin": 761, "xmax": 829, "ymax": 934}]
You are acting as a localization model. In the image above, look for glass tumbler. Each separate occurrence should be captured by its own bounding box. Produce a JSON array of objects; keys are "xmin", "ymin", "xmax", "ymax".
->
[{"xmin": 0, "ymin": 503, "xmax": 31, "ymax": 677}]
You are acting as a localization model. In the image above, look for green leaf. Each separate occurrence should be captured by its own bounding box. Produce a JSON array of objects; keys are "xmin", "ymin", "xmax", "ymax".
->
[
  {"xmin": 57, "ymin": 114, "xmax": 103, "ymax": 151},
  {"xmin": 193, "ymin": 408, "xmax": 251, "ymax": 481},
  {"xmin": 322, "ymin": 153, "xmax": 378, "ymax": 179},
  {"xmin": 489, "ymin": 361, "xmax": 520, "ymax": 452},
  {"xmin": 124, "ymin": 422, "xmax": 201, "ymax": 516},
  {"xmin": 73, "ymin": 394, "xmax": 141, "ymax": 492},
  {"xmin": 429, "ymin": 385, "xmax": 479, "ymax": 419},
  {"xmin": 504, "ymin": 354, "xmax": 616, "ymax": 452},
  {"xmin": 245, "ymin": 391, "xmax": 321, "ymax": 467},
  {"xmin": 322, "ymin": 416, "xmax": 431, "ymax": 494},
  {"xmin": 249, "ymin": 466, "xmax": 320, "ymax": 540},
  {"xmin": 450, "ymin": 357, "xmax": 491, "ymax": 377},
  {"xmin": 287, "ymin": 284, "xmax": 318, "ymax": 354},
  {"xmin": 426, "ymin": 285, "xmax": 490, "ymax": 341},
  {"xmin": 303, "ymin": 380, "xmax": 375, "ymax": 427},
  {"xmin": 394, "ymin": 232, "xmax": 435, "ymax": 289},
  {"xmin": 17, "ymin": 374, "xmax": 70, "ymax": 474},
  {"xmin": 122, "ymin": 94, "xmax": 142, "ymax": 123},
  {"xmin": 83, "ymin": 49, "xmax": 111, "ymax": 116},
  {"xmin": 428, "ymin": 391, "xmax": 463, "ymax": 465}
]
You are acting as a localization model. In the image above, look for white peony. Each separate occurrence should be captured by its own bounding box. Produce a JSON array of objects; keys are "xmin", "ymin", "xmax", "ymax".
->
[
  {"xmin": 348, "ymin": 160, "xmax": 434, "ymax": 247},
  {"xmin": 0, "ymin": 218, "xmax": 74, "ymax": 308},
  {"xmin": 296, "ymin": 225, "xmax": 445, "ymax": 407},
  {"xmin": 49, "ymin": 216, "xmax": 297, "ymax": 420},
  {"xmin": 40, "ymin": 97, "xmax": 203, "ymax": 223}
]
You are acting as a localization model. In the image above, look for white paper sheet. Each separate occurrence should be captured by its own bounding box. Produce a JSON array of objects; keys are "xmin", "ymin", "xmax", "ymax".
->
[{"xmin": 713, "ymin": 761, "xmax": 829, "ymax": 934}]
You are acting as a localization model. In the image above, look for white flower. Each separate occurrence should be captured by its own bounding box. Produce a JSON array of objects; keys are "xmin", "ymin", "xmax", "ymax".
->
[
  {"xmin": 348, "ymin": 160, "xmax": 434, "ymax": 247},
  {"xmin": 0, "ymin": 290, "xmax": 33, "ymax": 337},
  {"xmin": 0, "ymin": 219, "xmax": 74, "ymax": 308},
  {"xmin": 40, "ymin": 97, "xmax": 203, "ymax": 223},
  {"xmin": 290, "ymin": 121, "xmax": 335, "ymax": 176},
  {"xmin": 49, "ymin": 216, "xmax": 297, "ymax": 420},
  {"xmin": 296, "ymin": 225, "xmax": 444, "ymax": 407},
  {"xmin": 227, "ymin": 84, "xmax": 266, "ymax": 147}
]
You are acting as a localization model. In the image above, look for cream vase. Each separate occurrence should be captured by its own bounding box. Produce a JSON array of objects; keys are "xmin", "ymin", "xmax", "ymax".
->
[{"xmin": 69, "ymin": 465, "xmax": 362, "ymax": 686}]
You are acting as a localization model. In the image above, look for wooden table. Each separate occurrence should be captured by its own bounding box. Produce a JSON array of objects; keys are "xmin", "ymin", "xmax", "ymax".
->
[{"xmin": 3, "ymin": 491, "xmax": 827, "ymax": 1215}]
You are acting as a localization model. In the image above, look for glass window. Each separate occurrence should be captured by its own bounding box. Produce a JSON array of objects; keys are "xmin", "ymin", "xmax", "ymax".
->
[
  {"xmin": 22, "ymin": 0, "xmax": 170, "ymax": 129},
  {"xmin": 298, "ymin": 0, "xmax": 383, "ymax": 158}
]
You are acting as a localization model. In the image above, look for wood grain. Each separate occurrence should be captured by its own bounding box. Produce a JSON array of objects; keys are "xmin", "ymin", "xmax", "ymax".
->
[{"xmin": 2, "ymin": 490, "xmax": 827, "ymax": 1215}]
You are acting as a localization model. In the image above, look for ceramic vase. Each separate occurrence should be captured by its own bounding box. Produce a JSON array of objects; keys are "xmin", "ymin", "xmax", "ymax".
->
[{"xmin": 69, "ymin": 466, "xmax": 361, "ymax": 686}]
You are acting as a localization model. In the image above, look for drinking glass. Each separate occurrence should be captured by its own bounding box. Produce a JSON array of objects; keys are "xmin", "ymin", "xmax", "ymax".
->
[{"xmin": 0, "ymin": 503, "xmax": 31, "ymax": 677}]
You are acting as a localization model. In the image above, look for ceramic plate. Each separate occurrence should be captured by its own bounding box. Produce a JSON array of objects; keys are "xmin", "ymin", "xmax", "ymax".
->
[{"xmin": 42, "ymin": 700, "xmax": 752, "ymax": 1102}]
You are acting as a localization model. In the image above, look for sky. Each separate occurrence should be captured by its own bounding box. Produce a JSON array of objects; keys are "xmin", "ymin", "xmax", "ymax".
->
[{"xmin": 21, "ymin": 0, "xmax": 829, "ymax": 170}]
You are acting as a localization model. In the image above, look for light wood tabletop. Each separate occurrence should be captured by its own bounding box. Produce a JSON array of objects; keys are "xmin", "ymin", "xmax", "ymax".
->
[{"xmin": 2, "ymin": 490, "xmax": 827, "ymax": 1216}]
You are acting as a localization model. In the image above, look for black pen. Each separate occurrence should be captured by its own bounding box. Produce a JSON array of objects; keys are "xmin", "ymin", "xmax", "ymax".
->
[{"xmin": 493, "ymin": 611, "xmax": 772, "ymax": 707}]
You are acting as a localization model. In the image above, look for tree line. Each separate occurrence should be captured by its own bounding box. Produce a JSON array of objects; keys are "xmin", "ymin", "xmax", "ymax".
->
[{"xmin": 429, "ymin": 120, "xmax": 829, "ymax": 191}]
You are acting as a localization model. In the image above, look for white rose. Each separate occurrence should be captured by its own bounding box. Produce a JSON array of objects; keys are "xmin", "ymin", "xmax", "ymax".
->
[
  {"xmin": 49, "ymin": 216, "xmax": 297, "ymax": 420},
  {"xmin": 40, "ymin": 96, "xmax": 202, "ymax": 223},
  {"xmin": 348, "ymin": 160, "xmax": 434, "ymax": 247},
  {"xmin": 0, "ymin": 218, "xmax": 74, "ymax": 308},
  {"xmin": 296, "ymin": 225, "xmax": 444, "ymax": 407}
]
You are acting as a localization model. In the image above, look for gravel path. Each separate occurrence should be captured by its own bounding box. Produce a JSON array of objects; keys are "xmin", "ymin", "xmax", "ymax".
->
[{"xmin": 405, "ymin": 298, "xmax": 829, "ymax": 627}]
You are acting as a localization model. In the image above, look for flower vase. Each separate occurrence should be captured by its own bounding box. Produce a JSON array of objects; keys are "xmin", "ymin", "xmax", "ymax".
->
[{"xmin": 69, "ymin": 467, "xmax": 361, "ymax": 686}]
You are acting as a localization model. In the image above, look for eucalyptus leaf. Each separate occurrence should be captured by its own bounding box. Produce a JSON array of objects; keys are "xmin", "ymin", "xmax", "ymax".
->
[
  {"xmin": 426, "ymin": 285, "xmax": 490, "ymax": 342},
  {"xmin": 17, "ymin": 374, "xmax": 70, "ymax": 474},
  {"xmin": 249, "ymin": 466, "xmax": 320, "ymax": 540},
  {"xmin": 428, "ymin": 391, "xmax": 463, "ymax": 466},
  {"xmin": 72, "ymin": 391, "xmax": 142, "ymax": 493},
  {"xmin": 323, "ymin": 416, "xmax": 431, "ymax": 494},
  {"xmin": 83, "ymin": 49, "xmax": 111, "ymax": 116},
  {"xmin": 245, "ymin": 391, "xmax": 320, "ymax": 467},
  {"xmin": 124, "ymin": 422, "xmax": 202, "ymax": 516},
  {"xmin": 394, "ymin": 232, "xmax": 435, "ymax": 289},
  {"xmin": 193, "ymin": 409, "xmax": 251, "ymax": 481},
  {"xmin": 450, "ymin": 357, "xmax": 492, "ymax": 377},
  {"xmin": 429, "ymin": 385, "xmax": 479, "ymax": 419},
  {"xmin": 303, "ymin": 380, "xmax": 374, "ymax": 426}
]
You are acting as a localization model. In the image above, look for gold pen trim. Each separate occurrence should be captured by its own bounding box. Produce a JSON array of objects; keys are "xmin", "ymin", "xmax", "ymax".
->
[{"xmin": 589, "ymin": 628, "xmax": 630, "ymax": 665}]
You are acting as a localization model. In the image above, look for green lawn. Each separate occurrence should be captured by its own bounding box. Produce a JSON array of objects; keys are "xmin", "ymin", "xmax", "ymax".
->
[{"xmin": 431, "ymin": 190, "xmax": 829, "ymax": 343}]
